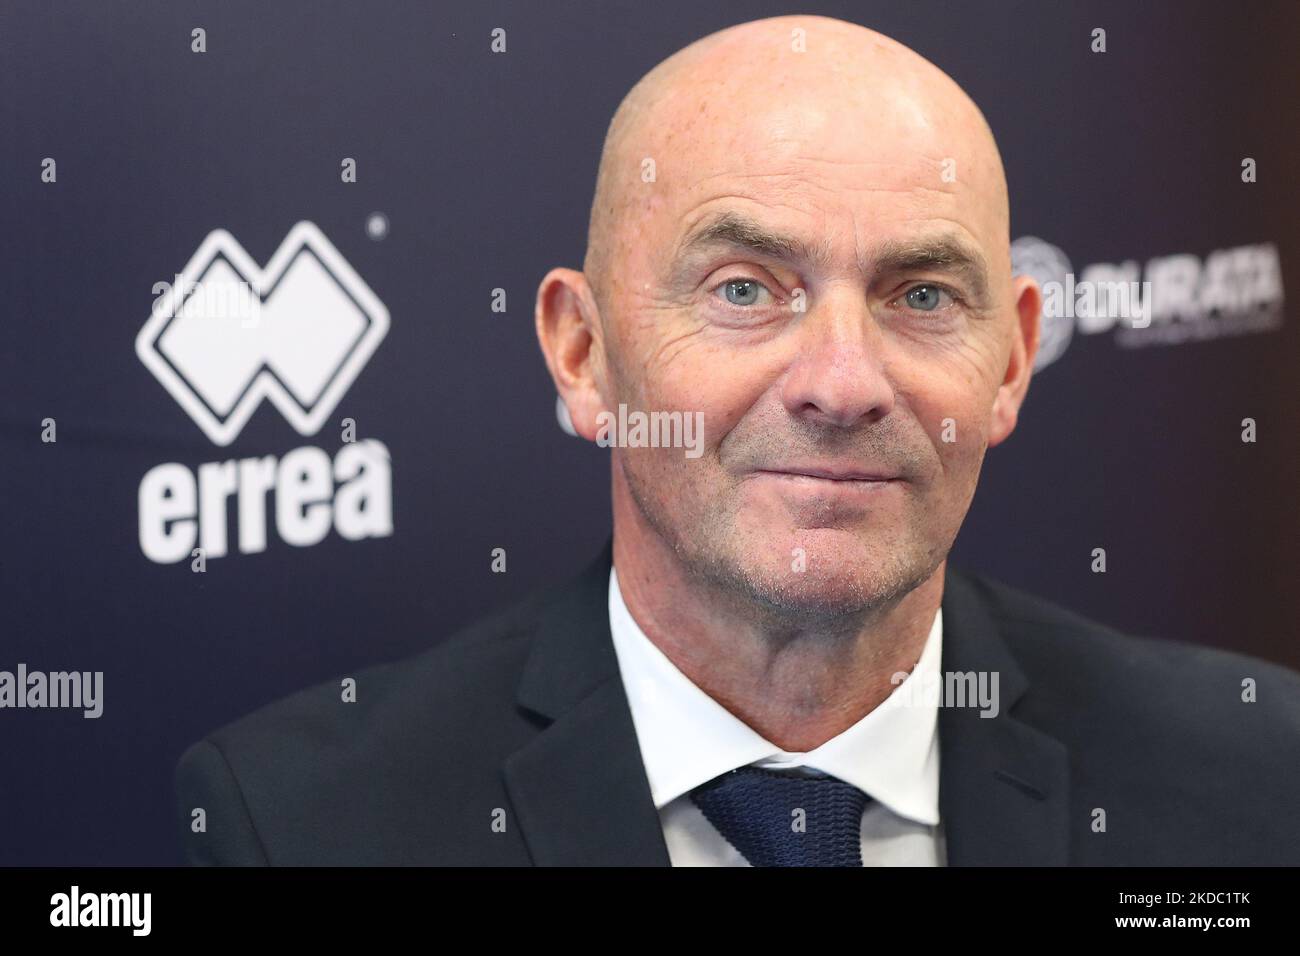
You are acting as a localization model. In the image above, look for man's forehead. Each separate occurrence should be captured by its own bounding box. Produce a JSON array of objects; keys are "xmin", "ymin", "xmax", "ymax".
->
[
  {"xmin": 661, "ymin": 92, "xmax": 975, "ymax": 189},
  {"xmin": 646, "ymin": 97, "xmax": 1002, "ymax": 254},
  {"xmin": 657, "ymin": 132, "xmax": 995, "ymax": 254}
]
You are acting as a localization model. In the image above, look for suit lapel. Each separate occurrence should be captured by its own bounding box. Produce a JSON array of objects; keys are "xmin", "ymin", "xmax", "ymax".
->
[
  {"xmin": 503, "ymin": 539, "xmax": 671, "ymax": 865},
  {"xmin": 937, "ymin": 570, "xmax": 1072, "ymax": 865}
]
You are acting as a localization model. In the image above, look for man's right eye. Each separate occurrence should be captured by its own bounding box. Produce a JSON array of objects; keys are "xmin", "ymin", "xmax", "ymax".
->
[{"xmin": 714, "ymin": 277, "xmax": 774, "ymax": 307}]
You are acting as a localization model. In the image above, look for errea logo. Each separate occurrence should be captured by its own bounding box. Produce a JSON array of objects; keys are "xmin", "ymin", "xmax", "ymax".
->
[
  {"xmin": 136, "ymin": 223, "xmax": 394, "ymax": 564},
  {"xmin": 137, "ymin": 221, "xmax": 389, "ymax": 445}
]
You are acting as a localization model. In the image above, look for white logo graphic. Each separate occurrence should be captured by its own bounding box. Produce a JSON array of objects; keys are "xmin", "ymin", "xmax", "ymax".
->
[
  {"xmin": 1011, "ymin": 235, "xmax": 1283, "ymax": 369},
  {"xmin": 136, "ymin": 222, "xmax": 389, "ymax": 445}
]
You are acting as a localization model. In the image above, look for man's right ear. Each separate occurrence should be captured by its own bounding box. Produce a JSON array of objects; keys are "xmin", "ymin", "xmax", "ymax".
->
[{"xmin": 534, "ymin": 267, "xmax": 607, "ymax": 442}]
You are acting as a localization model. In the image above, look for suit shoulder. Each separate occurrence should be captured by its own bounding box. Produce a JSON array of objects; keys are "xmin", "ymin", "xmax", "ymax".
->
[
  {"xmin": 954, "ymin": 568, "xmax": 1300, "ymax": 756},
  {"xmin": 181, "ymin": 582, "xmax": 559, "ymax": 784},
  {"xmin": 953, "ymin": 570, "xmax": 1300, "ymax": 861},
  {"xmin": 173, "ymin": 577, "xmax": 575, "ymax": 863},
  {"xmin": 961, "ymin": 568, "xmax": 1300, "ymax": 689},
  {"xmin": 201, "ymin": 580, "xmax": 558, "ymax": 753}
]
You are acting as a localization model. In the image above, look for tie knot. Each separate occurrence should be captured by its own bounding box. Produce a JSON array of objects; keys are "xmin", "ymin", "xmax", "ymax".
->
[{"xmin": 689, "ymin": 766, "xmax": 870, "ymax": 866}]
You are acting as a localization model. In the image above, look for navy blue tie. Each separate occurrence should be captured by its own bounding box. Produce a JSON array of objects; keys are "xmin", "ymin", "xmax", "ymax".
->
[{"xmin": 689, "ymin": 766, "xmax": 870, "ymax": 866}]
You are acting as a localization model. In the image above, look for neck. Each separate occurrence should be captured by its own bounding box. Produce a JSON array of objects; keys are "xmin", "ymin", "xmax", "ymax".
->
[{"xmin": 611, "ymin": 474, "xmax": 943, "ymax": 753}]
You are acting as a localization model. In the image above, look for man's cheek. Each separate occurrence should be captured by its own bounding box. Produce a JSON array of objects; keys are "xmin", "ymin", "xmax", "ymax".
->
[
  {"xmin": 646, "ymin": 388, "xmax": 743, "ymax": 461},
  {"xmin": 942, "ymin": 416, "xmax": 991, "ymax": 510},
  {"xmin": 629, "ymin": 443, "xmax": 705, "ymax": 491},
  {"xmin": 920, "ymin": 402, "xmax": 986, "ymax": 483}
]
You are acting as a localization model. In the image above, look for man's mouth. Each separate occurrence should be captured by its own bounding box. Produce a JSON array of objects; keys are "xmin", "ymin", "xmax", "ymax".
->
[{"xmin": 752, "ymin": 463, "xmax": 902, "ymax": 483}]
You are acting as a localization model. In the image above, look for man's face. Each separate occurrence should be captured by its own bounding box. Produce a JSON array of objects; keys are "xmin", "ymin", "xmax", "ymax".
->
[{"xmin": 590, "ymin": 59, "xmax": 1034, "ymax": 618}]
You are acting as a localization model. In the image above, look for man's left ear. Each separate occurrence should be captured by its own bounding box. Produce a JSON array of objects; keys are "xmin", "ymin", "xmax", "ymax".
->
[{"xmin": 988, "ymin": 275, "xmax": 1042, "ymax": 447}]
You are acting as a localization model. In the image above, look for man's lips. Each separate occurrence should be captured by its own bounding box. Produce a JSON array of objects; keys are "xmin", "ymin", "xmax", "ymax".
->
[{"xmin": 752, "ymin": 464, "xmax": 902, "ymax": 483}]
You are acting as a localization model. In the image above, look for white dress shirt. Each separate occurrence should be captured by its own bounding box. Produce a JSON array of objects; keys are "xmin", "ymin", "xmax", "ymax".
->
[{"xmin": 608, "ymin": 566, "xmax": 947, "ymax": 866}]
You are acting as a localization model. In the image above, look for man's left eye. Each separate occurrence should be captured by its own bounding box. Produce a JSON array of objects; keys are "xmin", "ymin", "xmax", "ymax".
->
[{"xmin": 900, "ymin": 284, "xmax": 953, "ymax": 312}]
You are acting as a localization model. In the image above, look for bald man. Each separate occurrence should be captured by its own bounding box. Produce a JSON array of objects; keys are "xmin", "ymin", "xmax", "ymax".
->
[{"xmin": 176, "ymin": 16, "xmax": 1300, "ymax": 867}]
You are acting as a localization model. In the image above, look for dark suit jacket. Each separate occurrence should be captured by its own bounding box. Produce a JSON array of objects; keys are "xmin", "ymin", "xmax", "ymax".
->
[{"xmin": 175, "ymin": 539, "xmax": 1300, "ymax": 865}]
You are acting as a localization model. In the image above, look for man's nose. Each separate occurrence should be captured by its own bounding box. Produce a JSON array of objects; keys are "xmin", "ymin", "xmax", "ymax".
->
[{"xmin": 778, "ymin": 287, "xmax": 896, "ymax": 428}]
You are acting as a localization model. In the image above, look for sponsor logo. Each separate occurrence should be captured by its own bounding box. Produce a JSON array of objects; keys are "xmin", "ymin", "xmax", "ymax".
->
[
  {"xmin": 137, "ymin": 221, "xmax": 389, "ymax": 446},
  {"xmin": 136, "ymin": 224, "xmax": 393, "ymax": 563},
  {"xmin": 1012, "ymin": 236, "xmax": 1284, "ymax": 368}
]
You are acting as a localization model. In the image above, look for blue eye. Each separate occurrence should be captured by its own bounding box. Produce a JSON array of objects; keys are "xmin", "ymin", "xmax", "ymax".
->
[
  {"xmin": 903, "ymin": 284, "xmax": 949, "ymax": 311},
  {"xmin": 718, "ymin": 278, "xmax": 767, "ymax": 307}
]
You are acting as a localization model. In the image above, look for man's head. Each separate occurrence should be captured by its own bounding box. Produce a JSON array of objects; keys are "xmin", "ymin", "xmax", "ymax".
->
[{"xmin": 537, "ymin": 15, "xmax": 1040, "ymax": 621}]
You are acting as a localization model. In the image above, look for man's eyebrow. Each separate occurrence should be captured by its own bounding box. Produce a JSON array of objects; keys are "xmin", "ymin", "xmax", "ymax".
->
[
  {"xmin": 675, "ymin": 212, "xmax": 833, "ymax": 268},
  {"xmin": 871, "ymin": 236, "xmax": 992, "ymax": 305},
  {"xmin": 674, "ymin": 212, "xmax": 992, "ymax": 305}
]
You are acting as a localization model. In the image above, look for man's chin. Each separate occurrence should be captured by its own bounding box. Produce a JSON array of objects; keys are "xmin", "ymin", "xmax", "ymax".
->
[{"xmin": 719, "ymin": 542, "xmax": 928, "ymax": 621}]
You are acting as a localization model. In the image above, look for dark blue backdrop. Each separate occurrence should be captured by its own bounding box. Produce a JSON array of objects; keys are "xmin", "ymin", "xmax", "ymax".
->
[{"xmin": 2, "ymin": 0, "xmax": 1297, "ymax": 864}]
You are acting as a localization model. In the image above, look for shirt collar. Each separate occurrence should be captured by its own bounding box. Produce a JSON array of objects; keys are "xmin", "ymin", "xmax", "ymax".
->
[{"xmin": 607, "ymin": 565, "xmax": 942, "ymax": 825}]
